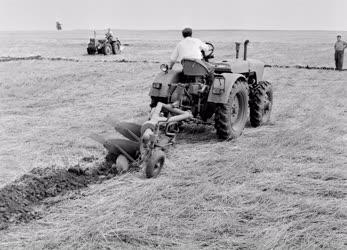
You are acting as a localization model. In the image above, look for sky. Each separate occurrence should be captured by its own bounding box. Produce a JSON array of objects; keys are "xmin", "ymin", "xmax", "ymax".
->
[{"xmin": 0, "ymin": 0, "xmax": 346, "ymax": 31}]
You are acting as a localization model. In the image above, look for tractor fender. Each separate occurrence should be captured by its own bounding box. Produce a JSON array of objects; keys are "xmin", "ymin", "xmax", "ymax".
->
[
  {"xmin": 208, "ymin": 73, "xmax": 246, "ymax": 104},
  {"xmin": 149, "ymin": 70, "xmax": 181, "ymax": 98}
]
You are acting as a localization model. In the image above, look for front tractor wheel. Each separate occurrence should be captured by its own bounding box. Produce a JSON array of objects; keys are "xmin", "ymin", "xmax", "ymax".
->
[
  {"xmin": 214, "ymin": 80, "xmax": 249, "ymax": 140},
  {"xmin": 145, "ymin": 149, "xmax": 165, "ymax": 178},
  {"xmin": 103, "ymin": 44, "xmax": 112, "ymax": 55},
  {"xmin": 112, "ymin": 42, "xmax": 121, "ymax": 54},
  {"xmin": 249, "ymin": 81, "xmax": 273, "ymax": 127}
]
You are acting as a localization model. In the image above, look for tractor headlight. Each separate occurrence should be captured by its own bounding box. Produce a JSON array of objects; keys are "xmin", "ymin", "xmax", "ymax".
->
[{"xmin": 160, "ymin": 64, "xmax": 169, "ymax": 73}]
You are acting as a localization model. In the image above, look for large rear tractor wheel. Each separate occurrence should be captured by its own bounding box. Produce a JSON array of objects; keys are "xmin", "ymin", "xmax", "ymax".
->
[
  {"xmin": 87, "ymin": 47, "xmax": 96, "ymax": 55},
  {"xmin": 103, "ymin": 44, "xmax": 112, "ymax": 55},
  {"xmin": 214, "ymin": 80, "xmax": 249, "ymax": 140},
  {"xmin": 145, "ymin": 149, "xmax": 165, "ymax": 178},
  {"xmin": 249, "ymin": 81, "xmax": 273, "ymax": 127}
]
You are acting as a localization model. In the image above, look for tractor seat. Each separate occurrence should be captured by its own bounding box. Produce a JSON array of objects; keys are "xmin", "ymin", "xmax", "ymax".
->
[{"xmin": 181, "ymin": 58, "xmax": 214, "ymax": 76}]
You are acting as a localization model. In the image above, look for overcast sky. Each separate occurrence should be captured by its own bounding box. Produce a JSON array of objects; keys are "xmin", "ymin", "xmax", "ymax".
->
[{"xmin": 0, "ymin": 0, "xmax": 346, "ymax": 31}]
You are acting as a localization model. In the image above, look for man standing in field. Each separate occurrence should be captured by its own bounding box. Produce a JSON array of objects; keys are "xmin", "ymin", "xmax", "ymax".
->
[
  {"xmin": 168, "ymin": 27, "xmax": 210, "ymax": 69},
  {"xmin": 334, "ymin": 34, "xmax": 347, "ymax": 71}
]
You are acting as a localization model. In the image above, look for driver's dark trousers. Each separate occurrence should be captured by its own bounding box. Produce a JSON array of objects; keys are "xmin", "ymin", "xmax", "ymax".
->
[{"xmin": 335, "ymin": 50, "xmax": 344, "ymax": 70}]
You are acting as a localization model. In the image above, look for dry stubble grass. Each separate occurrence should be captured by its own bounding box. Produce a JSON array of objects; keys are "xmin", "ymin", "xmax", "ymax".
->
[
  {"xmin": 0, "ymin": 60, "xmax": 157, "ymax": 186},
  {"xmin": 0, "ymin": 59, "xmax": 346, "ymax": 249}
]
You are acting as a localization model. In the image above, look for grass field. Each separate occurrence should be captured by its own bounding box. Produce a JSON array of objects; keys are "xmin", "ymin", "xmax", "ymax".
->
[{"xmin": 0, "ymin": 30, "xmax": 346, "ymax": 249}]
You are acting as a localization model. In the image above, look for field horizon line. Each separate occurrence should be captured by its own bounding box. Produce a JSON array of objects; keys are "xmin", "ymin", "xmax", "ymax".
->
[{"xmin": 0, "ymin": 28, "xmax": 346, "ymax": 33}]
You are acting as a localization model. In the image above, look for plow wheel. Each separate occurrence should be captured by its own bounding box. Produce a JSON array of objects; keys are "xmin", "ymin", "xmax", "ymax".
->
[
  {"xmin": 214, "ymin": 80, "xmax": 249, "ymax": 140},
  {"xmin": 115, "ymin": 154, "xmax": 129, "ymax": 173},
  {"xmin": 249, "ymin": 81, "xmax": 273, "ymax": 127},
  {"xmin": 145, "ymin": 149, "xmax": 165, "ymax": 178}
]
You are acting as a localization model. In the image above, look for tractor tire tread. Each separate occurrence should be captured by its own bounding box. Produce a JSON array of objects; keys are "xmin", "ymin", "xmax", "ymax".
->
[
  {"xmin": 214, "ymin": 80, "xmax": 249, "ymax": 140},
  {"xmin": 249, "ymin": 81, "xmax": 273, "ymax": 127}
]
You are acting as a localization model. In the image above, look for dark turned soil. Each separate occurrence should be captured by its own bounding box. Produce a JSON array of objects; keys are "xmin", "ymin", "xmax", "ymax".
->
[{"xmin": 0, "ymin": 158, "xmax": 120, "ymax": 230}]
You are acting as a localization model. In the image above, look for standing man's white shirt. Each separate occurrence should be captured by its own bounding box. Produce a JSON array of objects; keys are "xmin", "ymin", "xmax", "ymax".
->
[{"xmin": 170, "ymin": 37, "xmax": 209, "ymax": 63}]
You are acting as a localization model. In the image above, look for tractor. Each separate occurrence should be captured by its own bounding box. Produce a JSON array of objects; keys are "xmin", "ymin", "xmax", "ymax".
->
[
  {"xmin": 87, "ymin": 37, "xmax": 121, "ymax": 55},
  {"xmin": 90, "ymin": 40, "xmax": 273, "ymax": 178},
  {"xmin": 149, "ymin": 40, "xmax": 273, "ymax": 138}
]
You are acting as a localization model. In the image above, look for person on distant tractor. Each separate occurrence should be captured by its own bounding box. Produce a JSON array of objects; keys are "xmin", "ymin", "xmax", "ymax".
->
[
  {"xmin": 105, "ymin": 28, "xmax": 114, "ymax": 41},
  {"xmin": 168, "ymin": 27, "xmax": 210, "ymax": 69}
]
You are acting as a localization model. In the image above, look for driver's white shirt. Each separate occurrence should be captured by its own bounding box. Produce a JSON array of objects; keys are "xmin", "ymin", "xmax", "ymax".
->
[
  {"xmin": 170, "ymin": 37, "xmax": 210, "ymax": 62},
  {"xmin": 106, "ymin": 31, "xmax": 114, "ymax": 38}
]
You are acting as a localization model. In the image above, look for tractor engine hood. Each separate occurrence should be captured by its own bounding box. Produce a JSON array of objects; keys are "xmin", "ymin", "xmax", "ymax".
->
[{"xmin": 222, "ymin": 58, "xmax": 265, "ymax": 82}]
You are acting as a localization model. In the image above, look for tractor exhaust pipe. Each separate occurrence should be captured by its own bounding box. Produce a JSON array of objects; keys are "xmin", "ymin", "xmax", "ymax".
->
[
  {"xmin": 243, "ymin": 40, "xmax": 249, "ymax": 61},
  {"xmin": 235, "ymin": 42, "xmax": 241, "ymax": 59}
]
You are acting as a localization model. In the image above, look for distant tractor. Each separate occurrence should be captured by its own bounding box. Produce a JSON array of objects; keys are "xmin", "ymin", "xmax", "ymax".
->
[{"xmin": 87, "ymin": 37, "xmax": 121, "ymax": 55}]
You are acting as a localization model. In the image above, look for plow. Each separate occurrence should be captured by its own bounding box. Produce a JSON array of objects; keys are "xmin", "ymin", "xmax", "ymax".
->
[
  {"xmin": 89, "ymin": 102, "xmax": 193, "ymax": 178},
  {"xmin": 90, "ymin": 40, "xmax": 274, "ymax": 178}
]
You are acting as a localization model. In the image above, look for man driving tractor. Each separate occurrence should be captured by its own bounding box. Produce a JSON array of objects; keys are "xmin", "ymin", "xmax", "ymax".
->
[
  {"xmin": 169, "ymin": 27, "xmax": 211, "ymax": 69},
  {"xmin": 105, "ymin": 28, "xmax": 114, "ymax": 40}
]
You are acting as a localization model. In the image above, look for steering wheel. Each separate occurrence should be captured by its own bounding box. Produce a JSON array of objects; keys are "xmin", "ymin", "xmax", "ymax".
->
[{"xmin": 203, "ymin": 42, "xmax": 214, "ymax": 60}]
